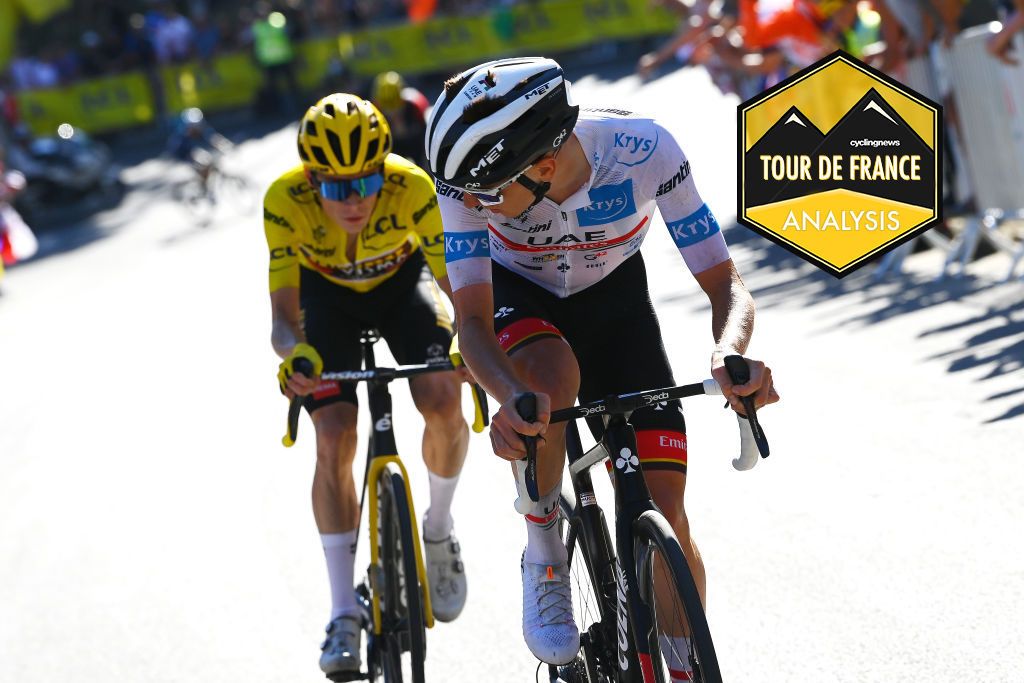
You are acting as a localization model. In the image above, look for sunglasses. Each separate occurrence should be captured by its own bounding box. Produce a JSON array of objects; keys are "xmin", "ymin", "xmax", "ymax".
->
[
  {"xmin": 464, "ymin": 165, "xmax": 533, "ymax": 206},
  {"xmin": 315, "ymin": 171, "xmax": 384, "ymax": 201}
]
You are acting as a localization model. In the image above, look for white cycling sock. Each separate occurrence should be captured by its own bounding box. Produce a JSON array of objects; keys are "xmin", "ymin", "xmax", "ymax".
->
[
  {"xmin": 423, "ymin": 470, "xmax": 459, "ymax": 541},
  {"xmin": 322, "ymin": 531, "xmax": 359, "ymax": 620},
  {"xmin": 658, "ymin": 634, "xmax": 693, "ymax": 680},
  {"xmin": 523, "ymin": 484, "xmax": 567, "ymax": 565}
]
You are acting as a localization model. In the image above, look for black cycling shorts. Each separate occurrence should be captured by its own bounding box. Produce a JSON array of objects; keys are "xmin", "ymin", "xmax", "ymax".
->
[
  {"xmin": 300, "ymin": 248, "xmax": 453, "ymax": 413},
  {"xmin": 492, "ymin": 253, "xmax": 688, "ymax": 474}
]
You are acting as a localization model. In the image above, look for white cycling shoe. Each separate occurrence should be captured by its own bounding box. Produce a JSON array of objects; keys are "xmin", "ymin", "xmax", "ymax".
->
[
  {"xmin": 521, "ymin": 551, "xmax": 580, "ymax": 665},
  {"xmin": 319, "ymin": 615, "xmax": 361, "ymax": 677},
  {"xmin": 423, "ymin": 521, "xmax": 468, "ymax": 622}
]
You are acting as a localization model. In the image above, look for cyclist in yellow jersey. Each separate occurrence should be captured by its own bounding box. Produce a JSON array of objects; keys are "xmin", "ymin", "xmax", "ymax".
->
[{"xmin": 265, "ymin": 94, "xmax": 470, "ymax": 678}]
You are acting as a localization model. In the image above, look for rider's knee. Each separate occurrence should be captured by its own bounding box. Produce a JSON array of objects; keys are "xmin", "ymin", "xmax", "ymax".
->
[
  {"xmin": 412, "ymin": 377, "xmax": 463, "ymax": 425},
  {"xmin": 516, "ymin": 340, "xmax": 580, "ymax": 405}
]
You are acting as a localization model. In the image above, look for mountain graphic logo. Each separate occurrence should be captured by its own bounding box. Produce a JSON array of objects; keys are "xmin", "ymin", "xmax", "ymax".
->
[{"xmin": 737, "ymin": 51, "xmax": 942, "ymax": 278}]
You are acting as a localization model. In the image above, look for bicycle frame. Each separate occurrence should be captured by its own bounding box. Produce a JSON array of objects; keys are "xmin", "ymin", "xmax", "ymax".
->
[
  {"xmin": 356, "ymin": 332, "xmax": 436, "ymax": 634},
  {"xmin": 564, "ymin": 413, "xmax": 662, "ymax": 683}
]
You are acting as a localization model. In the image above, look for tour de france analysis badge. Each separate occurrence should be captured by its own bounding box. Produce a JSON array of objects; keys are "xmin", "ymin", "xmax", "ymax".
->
[{"xmin": 738, "ymin": 51, "xmax": 942, "ymax": 277}]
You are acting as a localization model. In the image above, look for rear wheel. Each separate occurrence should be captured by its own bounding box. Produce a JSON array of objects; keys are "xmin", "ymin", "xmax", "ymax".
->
[
  {"xmin": 376, "ymin": 466, "xmax": 427, "ymax": 683},
  {"xmin": 633, "ymin": 511, "xmax": 721, "ymax": 683},
  {"xmin": 216, "ymin": 171, "xmax": 257, "ymax": 215}
]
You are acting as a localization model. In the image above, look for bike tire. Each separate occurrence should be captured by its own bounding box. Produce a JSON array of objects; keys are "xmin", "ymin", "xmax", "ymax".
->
[
  {"xmin": 173, "ymin": 179, "xmax": 213, "ymax": 223},
  {"xmin": 377, "ymin": 466, "xmax": 427, "ymax": 683},
  {"xmin": 555, "ymin": 494, "xmax": 616, "ymax": 683},
  {"xmin": 633, "ymin": 511, "xmax": 722, "ymax": 683},
  {"xmin": 219, "ymin": 173, "xmax": 257, "ymax": 215}
]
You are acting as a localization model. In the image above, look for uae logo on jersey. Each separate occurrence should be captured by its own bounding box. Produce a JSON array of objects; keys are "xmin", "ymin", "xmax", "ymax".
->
[{"xmin": 738, "ymin": 51, "xmax": 941, "ymax": 277}]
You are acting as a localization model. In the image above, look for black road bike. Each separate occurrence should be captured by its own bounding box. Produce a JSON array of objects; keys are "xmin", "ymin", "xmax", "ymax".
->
[
  {"xmin": 515, "ymin": 356, "xmax": 769, "ymax": 683},
  {"xmin": 284, "ymin": 329, "xmax": 488, "ymax": 683}
]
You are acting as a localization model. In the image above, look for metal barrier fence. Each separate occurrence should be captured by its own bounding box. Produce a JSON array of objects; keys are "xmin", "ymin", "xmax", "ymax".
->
[{"xmin": 882, "ymin": 24, "xmax": 1024, "ymax": 282}]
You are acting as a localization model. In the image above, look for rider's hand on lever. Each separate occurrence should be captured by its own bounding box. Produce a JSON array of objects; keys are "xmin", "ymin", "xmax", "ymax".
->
[
  {"xmin": 711, "ymin": 350, "xmax": 780, "ymax": 414},
  {"xmin": 278, "ymin": 342, "xmax": 323, "ymax": 399},
  {"xmin": 489, "ymin": 391, "xmax": 551, "ymax": 461}
]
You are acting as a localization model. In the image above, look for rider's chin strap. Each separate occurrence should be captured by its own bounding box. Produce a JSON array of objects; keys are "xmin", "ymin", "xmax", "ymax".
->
[{"xmin": 516, "ymin": 174, "xmax": 551, "ymax": 210}]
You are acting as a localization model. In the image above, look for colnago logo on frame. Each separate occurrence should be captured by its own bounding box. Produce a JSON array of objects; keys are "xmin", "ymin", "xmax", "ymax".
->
[
  {"xmin": 615, "ymin": 448, "xmax": 639, "ymax": 474},
  {"xmin": 615, "ymin": 561, "xmax": 630, "ymax": 671},
  {"xmin": 738, "ymin": 51, "xmax": 941, "ymax": 277}
]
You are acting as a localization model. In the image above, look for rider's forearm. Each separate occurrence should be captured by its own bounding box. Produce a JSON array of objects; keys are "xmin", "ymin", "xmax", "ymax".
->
[
  {"xmin": 271, "ymin": 317, "xmax": 305, "ymax": 360},
  {"xmin": 459, "ymin": 315, "xmax": 529, "ymax": 403},
  {"xmin": 709, "ymin": 277, "xmax": 755, "ymax": 358}
]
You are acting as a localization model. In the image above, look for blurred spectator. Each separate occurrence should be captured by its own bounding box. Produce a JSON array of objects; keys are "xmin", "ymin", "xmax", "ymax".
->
[
  {"xmin": 310, "ymin": 0, "xmax": 344, "ymax": 36},
  {"xmin": 78, "ymin": 31, "xmax": 106, "ymax": 77},
  {"xmin": 152, "ymin": 1, "xmax": 195, "ymax": 64},
  {"xmin": 191, "ymin": 7, "xmax": 222, "ymax": 64},
  {"xmin": 370, "ymin": 71, "xmax": 429, "ymax": 167},
  {"xmin": 0, "ymin": 153, "xmax": 38, "ymax": 269},
  {"xmin": 0, "ymin": 76, "xmax": 19, "ymax": 148},
  {"xmin": 121, "ymin": 13, "xmax": 159, "ymax": 70},
  {"xmin": 988, "ymin": 0, "xmax": 1024, "ymax": 62},
  {"xmin": 8, "ymin": 53, "xmax": 60, "ymax": 91},
  {"xmin": 251, "ymin": 2, "xmax": 301, "ymax": 114}
]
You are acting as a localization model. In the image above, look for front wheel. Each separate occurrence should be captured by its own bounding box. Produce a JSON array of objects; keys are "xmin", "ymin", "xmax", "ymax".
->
[
  {"xmin": 376, "ymin": 466, "xmax": 427, "ymax": 683},
  {"xmin": 633, "ymin": 511, "xmax": 722, "ymax": 683},
  {"xmin": 552, "ymin": 494, "xmax": 616, "ymax": 683}
]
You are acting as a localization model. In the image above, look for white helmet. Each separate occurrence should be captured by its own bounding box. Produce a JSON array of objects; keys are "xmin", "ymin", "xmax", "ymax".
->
[{"xmin": 424, "ymin": 57, "xmax": 579, "ymax": 189}]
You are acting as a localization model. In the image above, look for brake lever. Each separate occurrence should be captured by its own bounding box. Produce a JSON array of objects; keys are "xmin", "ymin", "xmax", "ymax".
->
[
  {"xmin": 724, "ymin": 355, "xmax": 769, "ymax": 458},
  {"xmin": 513, "ymin": 392, "xmax": 540, "ymax": 513}
]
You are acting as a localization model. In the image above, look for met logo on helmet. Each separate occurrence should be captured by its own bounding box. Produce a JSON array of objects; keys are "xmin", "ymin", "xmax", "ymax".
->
[
  {"xmin": 525, "ymin": 82, "xmax": 552, "ymax": 100},
  {"xmin": 469, "ymin": 139, "xmax": 506, "ymax": 177}
]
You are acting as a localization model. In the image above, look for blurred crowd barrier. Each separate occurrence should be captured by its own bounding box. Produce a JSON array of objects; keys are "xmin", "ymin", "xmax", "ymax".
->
[
  {"xmin": 877, "ymin": 24, "xmax": 1024, "ymax": 282},
  {"xmin": 14, "ymin": 0, "xmax": 676, "ymax": 136}
]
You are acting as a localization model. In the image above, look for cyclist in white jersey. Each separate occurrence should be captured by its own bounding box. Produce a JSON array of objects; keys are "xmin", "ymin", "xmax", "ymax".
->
[{"xmin": 426, "ymin": 57, "xmax": 779, "ymax": 671}]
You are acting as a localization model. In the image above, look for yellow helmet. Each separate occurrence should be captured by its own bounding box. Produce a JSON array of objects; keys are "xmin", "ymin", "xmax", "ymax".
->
[
  {"xmin": 372, "ymin": 71, "xmax": 404, "ymax": 111},
  {"xmin": 297, "ymin": 93, "xmax": 392, "ymax": 176}
]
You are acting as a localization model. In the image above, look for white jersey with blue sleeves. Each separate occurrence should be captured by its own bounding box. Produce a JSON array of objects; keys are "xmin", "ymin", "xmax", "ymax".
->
[{"xmin": 439, "ymin": 108, "xmax": 730, "ymax": 297}]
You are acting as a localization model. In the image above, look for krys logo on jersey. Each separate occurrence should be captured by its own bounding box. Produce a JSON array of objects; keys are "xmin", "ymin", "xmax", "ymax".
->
[
  {"xmin": 738, "ymin": 51, "xmax": 941, "ymax": 277},
  {"xmin": 577, "ymin": 179, "xmax": 637, "ymax": 227}
]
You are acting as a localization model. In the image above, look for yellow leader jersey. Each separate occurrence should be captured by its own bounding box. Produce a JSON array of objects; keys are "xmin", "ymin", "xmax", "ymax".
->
[{"xmin": 264, "ymin": 154, "xmax": 445, "ymax": 294}]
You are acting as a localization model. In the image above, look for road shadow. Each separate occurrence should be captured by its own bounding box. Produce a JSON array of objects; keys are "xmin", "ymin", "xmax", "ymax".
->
[{"xmin": 664, "ymin": 222, "xmax": 1024, "ymax": 423}]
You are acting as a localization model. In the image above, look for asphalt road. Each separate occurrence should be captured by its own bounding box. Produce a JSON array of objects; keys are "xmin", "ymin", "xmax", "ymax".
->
[{"xmin": 2, "ymin": 60, "xmax": 1022, "ymax": 683}]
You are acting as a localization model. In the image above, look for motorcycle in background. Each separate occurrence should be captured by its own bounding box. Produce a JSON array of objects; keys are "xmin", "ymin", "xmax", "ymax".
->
[{"xmin": 6, "ymin": 124, "xmax": 124, "ymax": 222}]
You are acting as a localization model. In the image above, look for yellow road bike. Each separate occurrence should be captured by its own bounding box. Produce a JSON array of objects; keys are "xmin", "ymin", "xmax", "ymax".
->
[{"xmin": 284, "ymin": 328, "xmax": 487, "ymax": 682}]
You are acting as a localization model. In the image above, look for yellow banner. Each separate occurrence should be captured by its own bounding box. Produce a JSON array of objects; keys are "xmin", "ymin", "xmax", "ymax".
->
[
  {"xmin": 18, "ymin": 72, "xmax": 154, "ymax": 136},
  {"xmin": 0, "ymin": 0, "xmax": 17, "ymax": 71},
  {"xmin": 163, "ymin": 54, "xmax": 262, "ymax": 113},
  {"xmin": 13, "ymin": 0, "xmax": 68, "ymax": 23},
  {"xmin": 18, "ymin": 0, "xmax": 677, "ymax": 134}
]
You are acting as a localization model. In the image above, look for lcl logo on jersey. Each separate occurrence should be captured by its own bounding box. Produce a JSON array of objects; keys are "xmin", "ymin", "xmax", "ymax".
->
[{"xmin": 577, "ymin": 180, "xmax": 636, "ymax": 227}]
